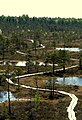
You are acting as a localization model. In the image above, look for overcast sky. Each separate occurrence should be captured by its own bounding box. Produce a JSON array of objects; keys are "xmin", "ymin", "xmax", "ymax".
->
[{"xmin": 0, "ymin": 0, "xmax": 82, "ymax": 18}]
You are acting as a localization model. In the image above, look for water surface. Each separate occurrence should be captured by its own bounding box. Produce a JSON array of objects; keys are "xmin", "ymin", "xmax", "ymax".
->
[
  {"xmin": 56, "ymin": 48, "xmax": 80, "ymax": 52},
  {"xmin": 0, "ymin": 91, "xmax": 28, "ymax": 103},
  {"xmin": 46, "ymin": 77, "xmax": 82, "ymax": 86},
  {"xmin": 0, "ymin": 61, "xmax": 58, "ymax": 67},
  {"xmin": 56, "ymin": 77, "xmax": 82, "ymax": 86},
  {"xmin": 0, "ymin": 91, "xmax": 17, "ymax": 102}
]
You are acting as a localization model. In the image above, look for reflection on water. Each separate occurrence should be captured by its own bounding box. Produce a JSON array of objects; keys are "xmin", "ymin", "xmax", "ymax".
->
[
  {"xmin": 16, "ymin": 61, "xmax": 26, "ymax": 66},
  {"xmin": 56, "ymin": 77, "xmax": 82, "ymax": 86},
  {"xmin": 45, "ymin": 77, "xmax": 82, "ymax": 86},
  {"xmin": 0, "ymin": 91, "xmax": 28, "ymax": 103},
  {"xmin": 0, "ymin": 61, "xmax": 26, "ymax": 66},
  {"xmin": 56, "ymin": 48, "xmax": 80, "ymax": 52},
  {"xmin": 0, "ymin": 61, "xmax": 58, "ymax": 67},
  {"xmin": 0, "ymin": 91, "xmax": 17, "ymax": 102}
]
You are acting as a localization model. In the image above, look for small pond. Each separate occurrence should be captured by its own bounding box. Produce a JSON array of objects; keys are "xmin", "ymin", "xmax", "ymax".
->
[
  {"xmin": 56, "ymin": 77, "xmax": 82, "ymax": 86},
  {"xmin": 56, "ymin": 48, "xmax": 81, "ymax": 52},
  {"xmin": 0, "ymin": 91, "xmax": 28, "ymax": 103},
  {"xmin": 0, "ymin": 91, "xmax": 17, "ymax": 102},
  {"xmin": 0, "ymin": 61, "xmax": 58, "ymax": 67},
  {"xmin": 46, "ymin": 77, "xmax": 82, "ymax": 86}
]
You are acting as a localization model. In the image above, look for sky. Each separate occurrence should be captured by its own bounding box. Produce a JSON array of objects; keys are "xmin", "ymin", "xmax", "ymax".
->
[{"xmin": 0, "ymin": 0, "xmax": 82, "ymax": 18}]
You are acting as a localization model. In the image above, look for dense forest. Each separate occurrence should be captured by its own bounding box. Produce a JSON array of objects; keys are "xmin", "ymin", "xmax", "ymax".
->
[
  {"xmin": 1, "ymin": 15, "xmax": 82, "ymax": 33},
  {"xmin": 0, "ymin": 15, "xmax": 82, "ymax": 52}
]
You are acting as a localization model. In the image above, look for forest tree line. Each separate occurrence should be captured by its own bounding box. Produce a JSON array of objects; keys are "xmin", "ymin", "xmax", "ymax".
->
[{"xmin": 0, "ymin": 15, "xmax": 82, "ymax": 34}]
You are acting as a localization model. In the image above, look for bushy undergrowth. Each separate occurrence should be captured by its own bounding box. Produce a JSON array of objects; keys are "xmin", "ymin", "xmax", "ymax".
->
[{"xmin": 0, "ymin": 99, "xmax": 69, "ymax": 120}]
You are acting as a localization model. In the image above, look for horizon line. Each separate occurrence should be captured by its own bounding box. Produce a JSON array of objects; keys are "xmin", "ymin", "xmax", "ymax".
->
[{"xmin": 0, "ymin": 14, "xmax": 82, "ymax": 19}]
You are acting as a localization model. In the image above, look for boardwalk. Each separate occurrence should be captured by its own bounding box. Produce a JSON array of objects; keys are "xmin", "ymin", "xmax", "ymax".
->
[{"xmin": 6, "ymin": 66, "xmax": 78, "ymax": 120}]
